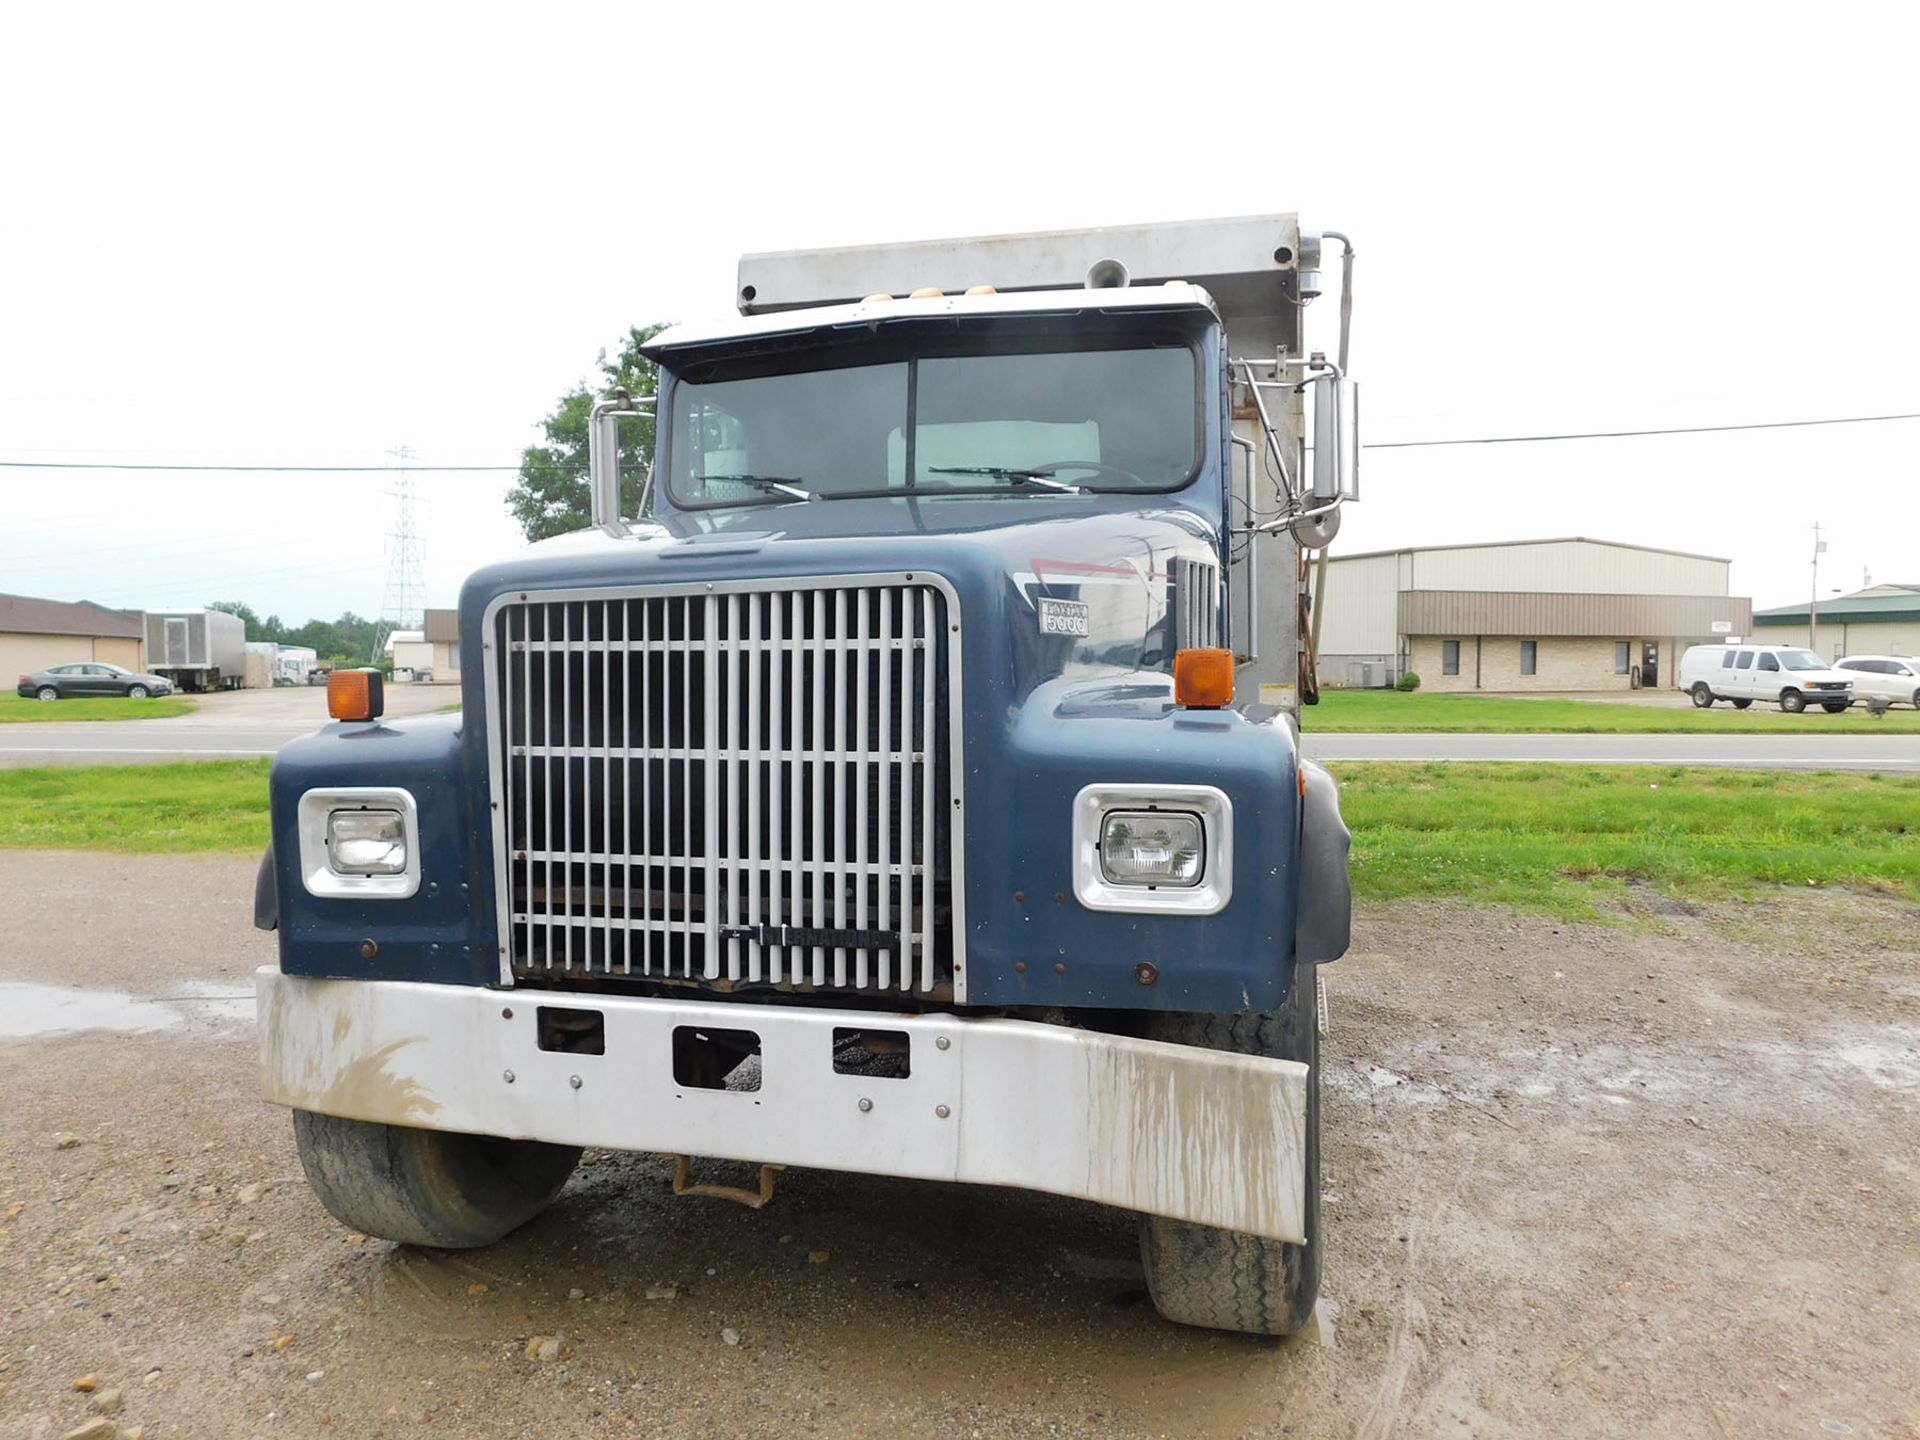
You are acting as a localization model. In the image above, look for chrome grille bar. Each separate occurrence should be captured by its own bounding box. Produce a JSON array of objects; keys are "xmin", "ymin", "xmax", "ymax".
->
[{"xmin": 487, "ymin": 576, "xmax": 963, "ymax": 998}]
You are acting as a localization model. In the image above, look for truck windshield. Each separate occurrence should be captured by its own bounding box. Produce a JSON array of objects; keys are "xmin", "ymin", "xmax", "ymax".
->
[
  {"xmin": 1779, "ymin": 650, "xmax": 1827, "ymax": 671},
  {"xmin": 665, "ymin": 339, "xmax": 1200, "ymax": 507}
]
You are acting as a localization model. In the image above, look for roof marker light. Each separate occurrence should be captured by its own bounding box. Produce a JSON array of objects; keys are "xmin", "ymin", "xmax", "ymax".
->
[
  {"xmin": 965, "ymin": 284, "xmax": 997, "ymax": 295},
  {"xmin": 909, "ymin": 287, "xmax": 943, "ymax": 298}
]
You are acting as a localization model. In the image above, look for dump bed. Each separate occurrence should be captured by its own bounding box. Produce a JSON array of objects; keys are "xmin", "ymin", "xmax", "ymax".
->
[{"xmin": 738, "ymin": 213, "xmax": 1311, "ymax": 360}]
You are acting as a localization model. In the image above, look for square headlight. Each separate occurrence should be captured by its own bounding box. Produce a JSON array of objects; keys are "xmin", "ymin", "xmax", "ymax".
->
[
  {"xmin": 1100, "ymin": 810, "xmax": 1204, "ymax": 887},
  {"xmin": 327, "ymin": 808, "xmax": 408, "ymax": 876}
]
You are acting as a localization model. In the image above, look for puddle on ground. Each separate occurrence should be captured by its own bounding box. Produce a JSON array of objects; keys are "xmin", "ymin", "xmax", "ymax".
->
[{"xmin": 0, "ymin": 979, "xmax": 253, "ymax": 1041}]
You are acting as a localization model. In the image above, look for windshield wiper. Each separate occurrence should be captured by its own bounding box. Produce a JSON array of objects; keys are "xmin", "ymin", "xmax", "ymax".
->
[
  {"xmin": 925, "ymin": 465, "xmax": 1083, "ymax": 493},
  {"xmin": 699, "ymin": 473, "xmax": 812, "ymax": 501}
]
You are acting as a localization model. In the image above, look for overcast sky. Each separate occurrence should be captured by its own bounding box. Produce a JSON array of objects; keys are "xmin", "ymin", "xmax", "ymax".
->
[{"xmin": 3, "ymin": 2, "xmax": 1915, "ymax": 624}]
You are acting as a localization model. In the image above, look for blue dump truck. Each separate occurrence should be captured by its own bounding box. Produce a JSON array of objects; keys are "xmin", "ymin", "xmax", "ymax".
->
[{"xmin": 254, "ymin": 215, "xmax": 1359, "ymax": 1335}]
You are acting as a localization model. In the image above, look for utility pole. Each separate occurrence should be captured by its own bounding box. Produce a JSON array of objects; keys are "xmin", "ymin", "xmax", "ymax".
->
[{"xmin": 1809, "ymin": 521, "xmax": 1826, "ymax": 657}]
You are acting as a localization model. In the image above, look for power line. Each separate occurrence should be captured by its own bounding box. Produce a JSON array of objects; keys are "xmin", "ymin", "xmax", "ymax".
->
[
  {"xmin": 1, "ymin": 409, "xmax": 1918, "ymax": 469},
  {"xmin": 0, "ymin": 460, "xmax": 522, "ymax": 471},
  {"xmin": 1364, "ymin": 411, "xmax": 1920, "ymax": 449}
]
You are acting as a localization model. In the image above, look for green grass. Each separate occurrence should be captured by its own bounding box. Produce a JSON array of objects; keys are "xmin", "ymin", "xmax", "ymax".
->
[
  {"xmin": 0, "ymin": 692, "xmax": 197, "ymax": 723},
  {"xmin": 1333, "ymin": 762, "xmax": 1920, "ymax": 915},
  {"xmin": 5, "ymin": 758, "xmax": 1914, "ymax": 924},
  {"xmin": 1311, "ymin": 689, "xmax": 1920, "ymax": 733},
  {"xmin": 0, "ymin": 759, "xmax": 268, "ymax": 853}
]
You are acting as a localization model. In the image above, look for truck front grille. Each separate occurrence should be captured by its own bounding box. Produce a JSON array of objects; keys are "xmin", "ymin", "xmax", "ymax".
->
[{"xmin": 489, "ymin": 578, "xmax": 962, "ymax": 997}]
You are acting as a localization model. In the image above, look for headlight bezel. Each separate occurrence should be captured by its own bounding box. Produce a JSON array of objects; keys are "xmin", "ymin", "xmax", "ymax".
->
[
  {"xmin": 1072, "ymin": 783, "xmax": 1232, "ymax": 915},
  {"xmin": 296, "ymin": 786, "xmax": 421, "ymax": 899}
]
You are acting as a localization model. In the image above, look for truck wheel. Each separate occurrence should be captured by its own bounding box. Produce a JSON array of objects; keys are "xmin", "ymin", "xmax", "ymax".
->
[
  {"xmin": 1137, "ymin": 964, "xmax": 1320, "ymax": 1337},
  {"xmin": 291, "ymin": 1110, "xmax": 580, "ymax": 1249},
  {"xmin": 1731, "ymin": 698, "xmax": 1752, "ymax": 709},
  {"xmin": 1780, "ymin": 690, "xmax": 1806, "ymax": 713},
  {"xmin": 1690, "ymin": 684, "xmax": 1714, "ymax": 708},
  {"xmin": 1821, "ymin": 701, "xmax": 1849, "ymax": 714}
]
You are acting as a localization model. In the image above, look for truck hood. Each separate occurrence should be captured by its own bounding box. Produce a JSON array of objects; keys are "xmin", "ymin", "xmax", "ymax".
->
[{"xmin": 468, "ymin": 495, "xmax": 1225, "ymax": 704}]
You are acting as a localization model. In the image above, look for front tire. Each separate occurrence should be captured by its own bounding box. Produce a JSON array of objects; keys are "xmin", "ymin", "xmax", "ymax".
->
[
  {"xmin": 127, "ymin": 684, "xmax": 149, "ymax": 698},
  {"xmin": 1690, "ymin": 684, "xmax": 1715, "ymax": 708},
  {"xmin": 1138, "ymin": 965, "xmax": 1320, "ymax": 1337},
  {"xmin": 35, "ymin": 686, "xmax": 58, "ymax": 702},
  {"xmin": 291, "ymin": 1110, "xmax": 580, "ymax": 1249},
  {"xmin": 1780, "ymin": 690, "xmax": 1807, "ymax": 713}
]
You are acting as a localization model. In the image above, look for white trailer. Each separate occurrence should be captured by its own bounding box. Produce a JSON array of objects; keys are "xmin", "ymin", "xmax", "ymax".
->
[{"xmin": 145, "ymin": 608, "xmax": 248, "ymax": 691}]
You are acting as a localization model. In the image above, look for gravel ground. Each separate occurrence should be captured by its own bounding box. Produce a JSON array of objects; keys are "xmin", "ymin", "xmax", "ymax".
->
[{"xmin": 2, "ymin": 853, "xmax": 1917, "ymax": 1438}]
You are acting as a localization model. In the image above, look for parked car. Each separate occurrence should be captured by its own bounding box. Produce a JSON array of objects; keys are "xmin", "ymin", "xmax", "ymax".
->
[
  {"xmin": 307, "ymin": 666, "xmax": 333, "ymax": 686},
  {"xmin": 16, "ymin": 663, "xmax": 177, "ymax": 701},
  {"xmin": 1677, "ymin": 644, "xmax": 1855, "ymax": 713},
  {"xmin": 1834, "ymin": 655, "xmax": 1920, "ymax": 709}
]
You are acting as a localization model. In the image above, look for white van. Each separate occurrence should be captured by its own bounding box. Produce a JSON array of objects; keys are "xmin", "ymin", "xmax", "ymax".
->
[
  {"xmin": 1834, "ymin": 655, "xmax": 1920, "ymax": 709},
  {"xmin": 1677, "ymin": 644, "xmax": 1856, "ymax": 713}
]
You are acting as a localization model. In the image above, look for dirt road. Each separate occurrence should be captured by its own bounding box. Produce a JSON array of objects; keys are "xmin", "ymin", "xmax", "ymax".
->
[{"xmin": 2, "ymin": 854, "xmax": 1916, "ymax": 1438}]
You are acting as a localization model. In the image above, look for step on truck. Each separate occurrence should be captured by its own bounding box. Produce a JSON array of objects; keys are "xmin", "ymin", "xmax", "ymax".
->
[{"xmin": 254, "ymin": 214, "xmax": 1360, "ymax": 1336}]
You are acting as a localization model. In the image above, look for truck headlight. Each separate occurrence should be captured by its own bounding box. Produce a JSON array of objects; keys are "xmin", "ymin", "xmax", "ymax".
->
[
  {"xmin": 327, "ymin": 809, "xmax": 408, "ymax": 875},
  {"xmin": 1100, "ymin": 811, "xmax": 1204, "ymax": 887},
  {"xmin": 1072, "ymin": 784, "xmax": 1232, "ymax": 915},
  {"xmin": 296, "ymin": 787, "xmax": 421, "ymax": 898}
]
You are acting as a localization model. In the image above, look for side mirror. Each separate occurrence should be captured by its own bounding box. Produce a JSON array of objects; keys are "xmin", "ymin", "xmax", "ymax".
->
[
  {"xmin": 1310, "ymin": 375, "xmax": 1359, "ymax": 502},
  {"xmin": 587, "ymin": 393, "xmax": 656, "ymax": 532}
]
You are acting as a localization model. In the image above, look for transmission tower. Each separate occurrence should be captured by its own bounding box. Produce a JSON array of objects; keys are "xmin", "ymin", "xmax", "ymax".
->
[{"xmin": 375, "ymin": 447, "xmax": 426, "ymax": 661}]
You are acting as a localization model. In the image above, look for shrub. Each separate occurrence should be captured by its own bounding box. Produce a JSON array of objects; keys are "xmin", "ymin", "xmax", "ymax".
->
[{"xmin": 1396, "ymin": 671, "xmax": 1422, "ymax": 692}]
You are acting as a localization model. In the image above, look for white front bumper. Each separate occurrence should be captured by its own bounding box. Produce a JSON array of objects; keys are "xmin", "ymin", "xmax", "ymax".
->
[{"xmin": 255, "ymin": 970, "xmax": 1309, "ymax": 1243}]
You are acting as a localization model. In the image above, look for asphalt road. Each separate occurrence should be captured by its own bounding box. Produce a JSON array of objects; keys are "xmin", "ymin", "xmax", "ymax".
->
[
  {"xmin": 0, "ymin": 684, "xmax": 454, "ymax": 767},
  {"xmin": 1299, "ymin": 731, "xmax": 1920, "ymax": 772},
  {"xmin": 7, "ymin": 688, "xmax": 1920, "ymax": 772}
]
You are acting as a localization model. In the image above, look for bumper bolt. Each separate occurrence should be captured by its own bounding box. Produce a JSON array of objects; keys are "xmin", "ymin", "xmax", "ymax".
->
[
  {"xmin": 503, "ymin": 1070, "xmax": 516, "ymax": 1084},
  {"xmin": 1135, "ymin": 962, "xmax": 1159, "ymax": 986},
  {"xmin": 857, "ymin": 1097, "xmax": 873, "ymax": 1113},
  {"xmin": 935, "ymin": 1105, "xmax": 950, "ymax": 1119},
  {"xmin": 358, "ymin": 938, "xmax": 378, "ymax": 959},
  {"xmin": 569, "ymin": 1075, "xmax": 583, "ymax": 1090},
  {"xmin": 935, "ymin": 1036, "xmax": 950, "ymax": 1051},
  {"xmin": 501, "ymin": 1007, "xmax": 513, "ymax": 1020}
]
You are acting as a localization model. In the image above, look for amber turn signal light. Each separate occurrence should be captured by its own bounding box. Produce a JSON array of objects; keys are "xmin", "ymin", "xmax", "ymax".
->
[
  {"xmin": 1173, "ymin": 649, "xmax": 1234, "ymax": 709},
  {"xmin": 328, "ymin": 668, "xmax": 385, "ymax": 722}
]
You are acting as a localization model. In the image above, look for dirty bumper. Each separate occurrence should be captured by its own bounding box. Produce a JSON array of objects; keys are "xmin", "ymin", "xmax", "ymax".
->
[{"xmin": 255, "ymin": 970, "xmax": 1310, "ymax": 1242}]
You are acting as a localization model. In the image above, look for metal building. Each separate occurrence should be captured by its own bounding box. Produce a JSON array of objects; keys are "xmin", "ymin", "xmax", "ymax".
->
[
  {"xmin": 1316, "ymin": 537, "xmax": 1752, "ymax": 691},
  {"xmin": 1751, "ymin": 583, "xmax": 1920, "ymax": 661}
]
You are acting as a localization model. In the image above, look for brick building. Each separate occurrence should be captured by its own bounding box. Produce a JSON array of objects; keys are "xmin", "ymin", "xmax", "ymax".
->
[{"xmin": 0, "ymin": 592, "xmax": 146, "ymax": 677}]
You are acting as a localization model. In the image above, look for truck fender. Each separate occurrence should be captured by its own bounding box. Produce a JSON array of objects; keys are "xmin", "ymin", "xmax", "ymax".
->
[
  {"xmin": 1295, "ymin": 761, "xmax": 1351, "ymax": 963},
  {"xmin": 253, "ymin": 844, "xmax": 278, "ymax": 931}
]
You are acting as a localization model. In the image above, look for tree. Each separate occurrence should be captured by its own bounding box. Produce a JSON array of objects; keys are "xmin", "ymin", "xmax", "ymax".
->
[
  {"xmin": 507, "ymin": 324, "xmax": 665, "ymax": 542},
  {"xmin": 208, "ymin": 600, "xmax": 287, "ymax": 644}
]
